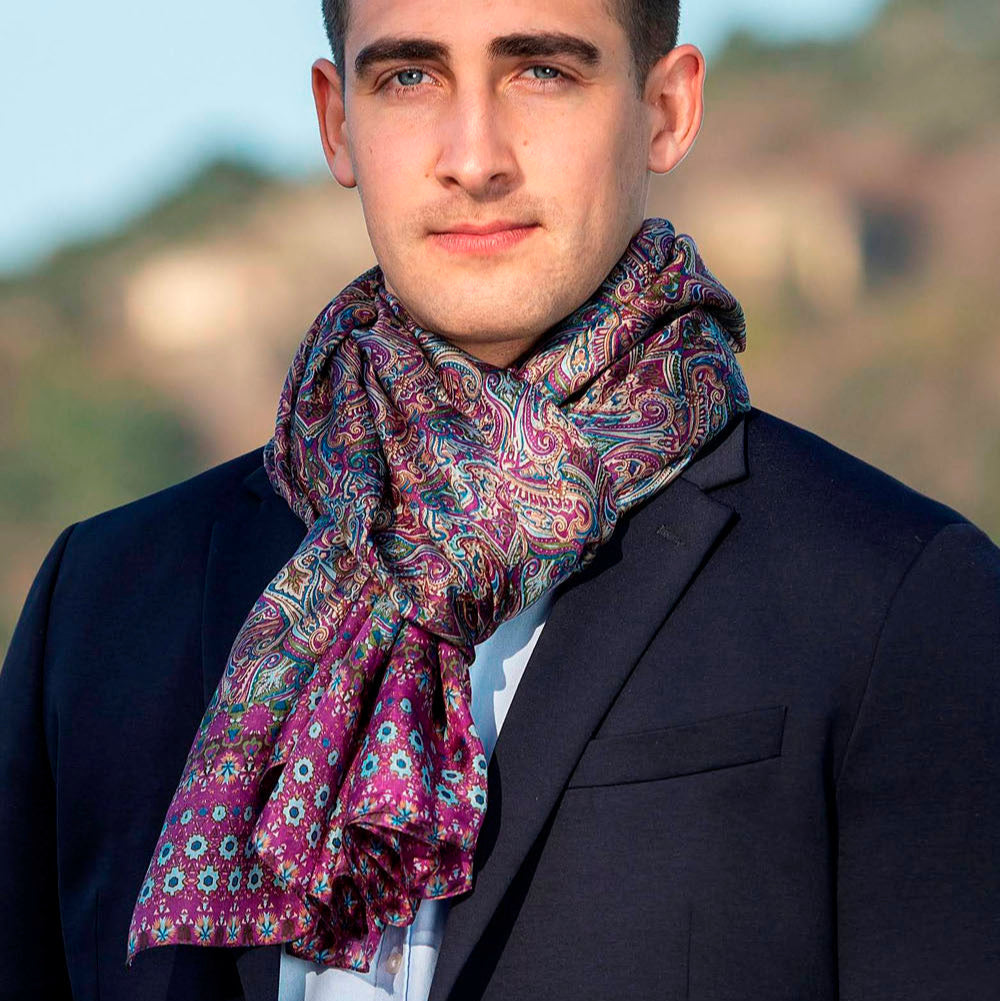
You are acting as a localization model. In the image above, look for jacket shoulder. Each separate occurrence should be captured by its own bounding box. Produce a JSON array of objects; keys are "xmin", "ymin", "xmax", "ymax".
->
[
  {"xmin": 58, "ymin": 446, "xmax": 267, "ymax": 571},
  {"xmin": 741, "ymin": 407, "xmax": 972, "ymax": 546},
  {"xmin": 736, "ymin": 408, "xmax": 992, "ymax": 592}
]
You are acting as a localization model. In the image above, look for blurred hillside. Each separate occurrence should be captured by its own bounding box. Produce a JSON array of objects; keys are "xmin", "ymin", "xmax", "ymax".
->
[{"xmin": 2, "ymin": 0, "xmax": 998, "ymax": 652}]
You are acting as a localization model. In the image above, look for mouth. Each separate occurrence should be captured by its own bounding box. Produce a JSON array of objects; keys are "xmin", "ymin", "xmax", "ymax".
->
[{"xmin": 428, "ymin": 222, "xmax": 540, "ymax": 256}]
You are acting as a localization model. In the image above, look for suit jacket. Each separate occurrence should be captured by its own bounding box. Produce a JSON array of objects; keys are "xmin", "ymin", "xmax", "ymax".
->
[{"xmin": 2, "ymin": 407, "xmax": 998, "ymax": 1001}]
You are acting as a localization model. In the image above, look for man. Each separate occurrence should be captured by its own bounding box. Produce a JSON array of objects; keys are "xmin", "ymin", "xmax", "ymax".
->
[{"xmin": 2, "ymin": 0, "xmax": 997, "ymax": 999}]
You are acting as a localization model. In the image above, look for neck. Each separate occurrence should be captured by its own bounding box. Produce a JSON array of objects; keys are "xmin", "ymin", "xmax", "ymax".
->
[
  {"xmin": 381, "ymin": 276, "xmax": 548, "ymax": 370},
  {"xmin": 456, "ymin": 334, "xmax": 546, "ymax": 369}
]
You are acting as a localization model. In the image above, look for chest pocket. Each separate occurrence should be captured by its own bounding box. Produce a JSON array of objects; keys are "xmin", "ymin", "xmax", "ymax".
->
[{"xmin": 565, "ymin": 704, "xmax": 787, "ymax": 789}]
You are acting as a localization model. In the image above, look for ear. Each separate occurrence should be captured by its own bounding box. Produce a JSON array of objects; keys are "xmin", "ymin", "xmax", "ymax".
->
[
  {"xmin": 644, "ymin": 43, "xmax": 706, "ymax": 175},
  {"xmin": 312, "ymin": 58, "xmax": 357, "ymax": 188}
]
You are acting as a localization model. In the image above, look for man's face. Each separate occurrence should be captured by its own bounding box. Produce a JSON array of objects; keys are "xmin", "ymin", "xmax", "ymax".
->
[{"xmin": 316, "ymin": 0, "xmax": 684, "ymax": 365}]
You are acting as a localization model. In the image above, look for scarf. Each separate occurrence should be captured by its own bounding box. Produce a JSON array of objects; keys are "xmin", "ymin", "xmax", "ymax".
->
[{"xmin": 126, "ymin": 217, "xmax": 750, "ymax": 971}]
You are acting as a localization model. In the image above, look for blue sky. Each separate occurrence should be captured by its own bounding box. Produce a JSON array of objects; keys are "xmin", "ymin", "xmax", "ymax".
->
[{"xmin": 0, "ymin": 0, "xmax": 884, "ymax": 273}]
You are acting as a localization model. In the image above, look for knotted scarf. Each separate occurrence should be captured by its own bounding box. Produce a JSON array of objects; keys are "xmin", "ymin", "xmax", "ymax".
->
[{"xmin": 126, "ymin": 217, "xmax": 750, "ymax": 971}]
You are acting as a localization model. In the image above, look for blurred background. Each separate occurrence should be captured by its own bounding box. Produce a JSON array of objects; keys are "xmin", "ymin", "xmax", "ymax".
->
[{"xmin": 1, "ymin": 0, "xmax": 998, "ymax": 653}]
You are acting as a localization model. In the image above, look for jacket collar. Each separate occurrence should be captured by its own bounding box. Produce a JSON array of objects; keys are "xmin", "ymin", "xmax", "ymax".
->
[{"xmin": 199, "ymin": 412, "xmax": 749, "ymax": 1001}]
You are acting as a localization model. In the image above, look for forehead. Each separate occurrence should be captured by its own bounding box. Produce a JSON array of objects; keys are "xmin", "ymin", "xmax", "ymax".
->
[{"xmin": 345, "ymin": 0, "xmax": 625, "ymax": 57}]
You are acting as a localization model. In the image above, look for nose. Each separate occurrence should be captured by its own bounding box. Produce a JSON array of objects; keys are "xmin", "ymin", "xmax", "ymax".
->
[{"xmin": 434, "ymin": 86, "xmax": 519, "ymax": 196}]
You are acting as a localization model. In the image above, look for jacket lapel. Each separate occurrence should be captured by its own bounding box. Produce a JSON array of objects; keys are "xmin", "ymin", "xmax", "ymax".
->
[
  {"xmin": 427, "ymin": 415, "xmax": 747, "ymax": 1000},
  {"xmin": 204, "ymin": 415, "xmax": 748, "ymax": 1001},
  {"xmin": 201, "ymin": 464, "xmax": 308, "ymax": 708}
]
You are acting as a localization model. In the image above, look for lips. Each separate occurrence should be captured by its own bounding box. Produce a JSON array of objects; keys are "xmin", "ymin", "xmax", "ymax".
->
[
  {"xmin": 430, "ymin": 224, "xmax": 540, "ymax": 254},
  {"xmin": 428, "ymin": 222, "xmax": 540, "ymax": 255},
  {"xmin": 434, "ymin": 220, "xmax": 536, "ymax": 235}
]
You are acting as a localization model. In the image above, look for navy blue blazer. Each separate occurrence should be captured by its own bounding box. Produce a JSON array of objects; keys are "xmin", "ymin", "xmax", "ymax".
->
[{"xmin": 2, "ymin": 407, "xmax": 998, "ymax": 1001}]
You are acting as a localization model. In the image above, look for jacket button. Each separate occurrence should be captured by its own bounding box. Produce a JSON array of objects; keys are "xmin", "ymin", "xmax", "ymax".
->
[{"xmin": 385, "ymin": 948, "xmax": 403, "ymax": 975}]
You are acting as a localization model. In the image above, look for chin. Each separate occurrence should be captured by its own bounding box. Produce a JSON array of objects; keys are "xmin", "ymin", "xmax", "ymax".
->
[{"xmin": 428, "ymin": 309, "xmax": 535, "ymax": 346}]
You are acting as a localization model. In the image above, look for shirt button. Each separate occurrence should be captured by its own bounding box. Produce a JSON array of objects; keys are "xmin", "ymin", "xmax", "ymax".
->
[{"xmin": 384, "ymin": 947, "xmax": 403, "ymax": 976}]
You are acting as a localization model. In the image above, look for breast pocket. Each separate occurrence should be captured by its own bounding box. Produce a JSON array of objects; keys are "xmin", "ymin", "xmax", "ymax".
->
[{"xmin": 565, "ymin": 704, "xmax": 787, "ymax": 789}]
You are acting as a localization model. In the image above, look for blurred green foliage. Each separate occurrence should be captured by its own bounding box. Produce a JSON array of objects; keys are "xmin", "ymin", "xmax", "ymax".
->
[{"xmin": 0, "ymin": 351, "xmax": 200, "ymax": 528}]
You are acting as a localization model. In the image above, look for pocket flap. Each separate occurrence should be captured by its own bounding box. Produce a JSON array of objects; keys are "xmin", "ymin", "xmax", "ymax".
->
[{"xmin": 566, "ymin": 704, "xmax": 787, "ymax": 789}]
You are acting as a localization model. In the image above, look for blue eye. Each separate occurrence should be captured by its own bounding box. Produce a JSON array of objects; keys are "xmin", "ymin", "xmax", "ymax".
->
[
  {"xmin": 381, "ymin": 63, "xmax": 566, "ymax": 98},
  {"xmin": 394, "ymin": 68, "xmax": 425, "ymax": 87}
]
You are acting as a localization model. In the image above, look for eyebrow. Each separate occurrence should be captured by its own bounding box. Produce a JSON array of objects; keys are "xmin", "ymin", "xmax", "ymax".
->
[{"xmin": 353, "ymin": 31, "xmax": 603, "ymax": 80}]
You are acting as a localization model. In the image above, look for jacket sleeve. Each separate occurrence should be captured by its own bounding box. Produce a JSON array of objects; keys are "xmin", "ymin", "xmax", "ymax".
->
[
  {"xmin": 0, "ymin": 525, "xmax": 77, "ymax": 1001},
  {"xmin": 835, "ymin": 520, "xmax": 1000, "ymax": 999}
]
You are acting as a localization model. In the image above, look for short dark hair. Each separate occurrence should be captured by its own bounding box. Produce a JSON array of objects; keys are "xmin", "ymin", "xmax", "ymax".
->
[{"xmin": 320, "ymin": 0, "xmax": 680, "ymax": 95}]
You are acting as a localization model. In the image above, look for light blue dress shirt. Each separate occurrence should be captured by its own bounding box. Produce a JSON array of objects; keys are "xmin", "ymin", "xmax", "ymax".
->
[{"xmin": 277, "ymin": 591, "xmax": 554, "ymax": 1001}]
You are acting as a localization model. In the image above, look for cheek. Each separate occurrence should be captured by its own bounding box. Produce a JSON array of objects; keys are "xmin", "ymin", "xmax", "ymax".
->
[
  {"xmin": 353, "ymin": 157, "xmax": 424, "ymax": 255},
  {"xmin": 530, "ymin": 113, "xmax": 638, "ymax": 220},
  {"xmin": 352, "ymin": 120, "xmax": 430, "ymax": 198}
]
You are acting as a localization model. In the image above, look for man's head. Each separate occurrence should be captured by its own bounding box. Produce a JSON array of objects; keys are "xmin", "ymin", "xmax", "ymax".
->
[{"xmin": 312, "ymin": 0, "xmax": 704, "ymax": 367}]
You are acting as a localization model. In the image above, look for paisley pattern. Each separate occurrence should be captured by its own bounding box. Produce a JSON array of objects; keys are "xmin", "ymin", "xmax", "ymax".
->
[{"xmin": 126, "ymin": 218, "xmax": 750, "ymax": 971}]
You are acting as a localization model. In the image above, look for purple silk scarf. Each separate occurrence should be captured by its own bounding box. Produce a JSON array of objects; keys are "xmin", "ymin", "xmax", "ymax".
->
[{"xmin": 127, "ymin": 217, "xmax": 750, "ymax": 971}]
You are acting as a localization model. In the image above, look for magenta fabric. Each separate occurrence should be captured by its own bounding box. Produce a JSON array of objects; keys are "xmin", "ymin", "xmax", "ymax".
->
[{"xmin": 127, "ymin": 218, "xmax": 750, "ymax": 971}]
